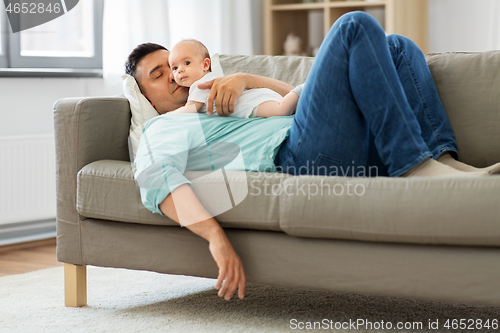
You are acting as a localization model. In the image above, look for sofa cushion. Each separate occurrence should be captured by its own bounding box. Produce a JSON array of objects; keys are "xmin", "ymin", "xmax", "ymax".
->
[
  {"xmin": 279, "ymin": 175, "xmax": 500, "ymax": 246},
  {"xmin": 77, "ymin": 160, "xmax": 290, "ymax": 231},
  {"xmin": 426, "ymin": 51, "xmax": 500, "ymax": 168}
]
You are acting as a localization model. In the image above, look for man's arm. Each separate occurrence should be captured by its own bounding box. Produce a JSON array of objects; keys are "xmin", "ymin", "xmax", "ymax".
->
[
  {"xmin": 159, "ymin": 184, "xmax": 246, "ymax": 301},
  {"xmin": 197, "ymin": 73, "xmax": 294, "ymax": 116},
  {"xmin": 136, "ymin": 119, "xmax": 245, "ymax": 301}
]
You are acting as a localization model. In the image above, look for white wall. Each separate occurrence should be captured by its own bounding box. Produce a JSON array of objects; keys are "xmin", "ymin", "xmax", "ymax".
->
[
  {"xmin": 429, "ymin": 0, "xmax": 500, "ymax": 53},
  {"xmin": 0, "ymin": 77, "xmax": 120, "ymax": 136},
  {"xmin": 1, "ymin": 0, "xmax": 499, "ymax": 138}
]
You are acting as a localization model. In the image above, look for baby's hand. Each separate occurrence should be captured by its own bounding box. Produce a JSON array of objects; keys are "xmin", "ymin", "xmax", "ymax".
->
[{"xmin": 168, "ymin": 104, "xmax": 198, "ymax": 114}]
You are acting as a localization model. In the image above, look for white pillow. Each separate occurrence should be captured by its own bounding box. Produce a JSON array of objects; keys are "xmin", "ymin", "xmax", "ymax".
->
[
  {"xmin": 211, "ymin": 53, "xmax": 224, "ymax": 78},
  {"xmin": 123, "ymin": 53, "xmax": 225, "ymax": 160},
  {"xmin": 122, "ymin": 74, "xmax": 158, "ymax": 160}
]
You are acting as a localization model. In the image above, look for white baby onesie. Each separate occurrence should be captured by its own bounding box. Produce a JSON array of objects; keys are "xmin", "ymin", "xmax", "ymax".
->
[{"xmin": 188, "ymin": 72, "xmax": 283, "ymax": 118}]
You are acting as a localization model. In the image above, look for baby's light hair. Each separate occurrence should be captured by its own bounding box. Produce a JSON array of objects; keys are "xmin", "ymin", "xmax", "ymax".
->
[{"xmin": 175, "ymin": 39, "xmax": 211, "ymax": 71}]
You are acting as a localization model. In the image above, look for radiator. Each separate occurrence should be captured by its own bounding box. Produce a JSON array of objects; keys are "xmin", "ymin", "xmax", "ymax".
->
[{"xmin": 0, "ymin": 134, "xmax": 56, "ymax": 225}]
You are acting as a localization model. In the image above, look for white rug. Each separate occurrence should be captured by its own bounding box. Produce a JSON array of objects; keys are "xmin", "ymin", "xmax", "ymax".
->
[{"xmin": 1, "ymin": 266, "xmax": 500, "ymax": 333}]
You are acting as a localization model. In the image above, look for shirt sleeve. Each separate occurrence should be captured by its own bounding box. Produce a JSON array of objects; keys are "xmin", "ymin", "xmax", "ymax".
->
[
  {"xmin": 187, "ymin": 72, "xmax": 218, "ymax": 104},
  {"xmin": 188, "ymin": 83, "xmax": 210, "ymax": 104},
  {"xmin": 134, "ymin": 117, "xmax": 192, "ymax": 215}
]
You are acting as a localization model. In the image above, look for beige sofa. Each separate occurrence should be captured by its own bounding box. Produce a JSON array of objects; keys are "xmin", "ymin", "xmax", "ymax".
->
[{"xmin": 54, "ymin": 52, "xmax": 500, "ymax": 308}]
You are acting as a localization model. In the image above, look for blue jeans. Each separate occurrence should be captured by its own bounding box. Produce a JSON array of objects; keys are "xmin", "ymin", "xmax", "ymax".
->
[{"xmin": 275, "ymin": 11, "xmax": 458, "ymax": 177}]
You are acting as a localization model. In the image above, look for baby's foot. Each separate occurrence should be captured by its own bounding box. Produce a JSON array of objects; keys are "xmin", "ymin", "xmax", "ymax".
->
[{"xmin": 291, "ymin": 83, "xmax": 305, "ymax": 98}]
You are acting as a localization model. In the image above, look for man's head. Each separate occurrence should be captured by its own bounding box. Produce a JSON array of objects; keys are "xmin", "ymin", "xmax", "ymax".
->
[
  {"xmin": 125, "ymin": 42, "xmax": 189, "ymax": 114},
  {"xmin": 169, "ymin": 39, "xmax": 211, "ymax": 88}
]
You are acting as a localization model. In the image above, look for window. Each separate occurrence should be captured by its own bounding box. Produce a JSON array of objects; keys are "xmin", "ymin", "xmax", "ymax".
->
[
  {"xmin": 0, "ymin": 0, "xmax": 103, "ymax": 77},
  {"xmin": 0, "ymin": 9, "xmax": 7, "ymax": 68}
]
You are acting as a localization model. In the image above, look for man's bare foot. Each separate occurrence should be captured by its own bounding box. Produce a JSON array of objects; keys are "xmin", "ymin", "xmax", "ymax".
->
[
  {"xmin": 401, "ymin": 158, "xmax": 491, "ymax": 178},
  {"xmin": 436, "ymin": 152, "xmax": 500, "ymax": 174}
]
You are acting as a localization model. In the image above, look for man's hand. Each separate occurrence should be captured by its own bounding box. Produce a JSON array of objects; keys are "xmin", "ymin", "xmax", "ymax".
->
[
  {"xmin": 209, "ymin": 228, "xmax": 246, "ymax": 300},
  {"xmin": 197, "ymin": 73, "xmax": 247, "ymax": 116},
  {"xmin": 159, "ymin": 184, "xmax": 246, "ymax": 300}
]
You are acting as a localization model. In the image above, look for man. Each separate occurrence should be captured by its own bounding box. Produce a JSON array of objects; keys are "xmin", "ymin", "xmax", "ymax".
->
[
  {"xmin": 126, "ymin": 12, "xmax": 500, "ymax": 303},
  {"xmin": 125, "ymin": 43, "xmax": 293, "ymax": 302},
  {"xmin": 125, "ymin": 43, "xmax": 293, "ymax": 116}
]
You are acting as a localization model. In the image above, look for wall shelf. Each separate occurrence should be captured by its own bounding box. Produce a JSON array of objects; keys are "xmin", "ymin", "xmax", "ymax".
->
[
  {"xmin": 272, "ymin": 1, "xmax": 387, "ymax": 11},
  {"xmin": 264, "ymin": 0, "xmax": 429, "ymax": 56}
]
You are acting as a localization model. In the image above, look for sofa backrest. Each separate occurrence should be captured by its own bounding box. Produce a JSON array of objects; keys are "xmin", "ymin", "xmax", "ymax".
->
[
  {"xmin": 221, "ymin": 52, "xmax": 500, "ymax": 168},
  {"xmin": 220, "ymin": 54, "xmax": 313, "ymax": 87},
  {"xmin": 426, "ymin": 51, "xmax": 500, "ymax": 167}
]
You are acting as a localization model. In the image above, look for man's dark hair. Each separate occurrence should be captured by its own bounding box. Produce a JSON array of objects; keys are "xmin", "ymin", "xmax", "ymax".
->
[{"xmin": 125, "ymin": 43, "xmax": 168, "ymax": 81}]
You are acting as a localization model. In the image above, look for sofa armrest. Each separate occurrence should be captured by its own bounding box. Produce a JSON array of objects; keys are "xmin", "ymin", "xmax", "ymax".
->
[{"xmin": 54, "ymin": 96, "xmax": 131, "ymax": 265}]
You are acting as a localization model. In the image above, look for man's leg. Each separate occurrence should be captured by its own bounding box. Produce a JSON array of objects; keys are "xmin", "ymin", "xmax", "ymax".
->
[
  {"xmin": 277, "ymin": 11, "xmax": 432, "ymax": 177},
  {"xmin": 386, "ymin": 34, "xmax": 457, "ymax": 160},
  {"xmin": 387, "ymin": 34, "xmax": 500, "ymax": 174}
]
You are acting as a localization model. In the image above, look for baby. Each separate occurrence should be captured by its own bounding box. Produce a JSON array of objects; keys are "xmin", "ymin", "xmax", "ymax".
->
[{"xmin": 168, "ymin": 39, "xmax": 304, "ymax": 118}]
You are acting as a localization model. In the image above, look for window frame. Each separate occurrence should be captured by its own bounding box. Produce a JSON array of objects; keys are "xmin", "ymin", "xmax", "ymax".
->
[
  {"xmin": 0, "ymin": 9, "xmax": 8, "ymax": 68},
  {"xmin": 0, "ymin": 0, "xmax": 103, "ymax": 77}
]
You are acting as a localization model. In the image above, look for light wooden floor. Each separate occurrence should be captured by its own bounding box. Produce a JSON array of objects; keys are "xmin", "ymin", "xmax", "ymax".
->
[{"xmin": 0, "ymin": 238, "xmax": 62, "ymax": 277}]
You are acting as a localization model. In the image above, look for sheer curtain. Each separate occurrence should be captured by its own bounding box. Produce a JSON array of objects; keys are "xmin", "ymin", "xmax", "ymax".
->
[
  {"xmin": 167, "ymin": 0, "xmax": 261, "ymax": 56},
  {"xmin": 101, "ymin": 0, "xmax": 171, "ymax": 94},
  {"xmin": 101, "ymin": 0, "xmax": 260, "ymax": 95},
  {"xmin": 487, "ymin": 0, "xmax": 500, "ymax": 51},
  {"xmin": 428, "ymin": 0, "xmax": 500, "ymax": 53}
]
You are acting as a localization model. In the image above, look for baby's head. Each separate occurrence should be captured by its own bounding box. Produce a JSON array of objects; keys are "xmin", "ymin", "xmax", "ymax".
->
[{"xmin": 169, "ymin": 39, "xmax": 211, "ymax": 87}]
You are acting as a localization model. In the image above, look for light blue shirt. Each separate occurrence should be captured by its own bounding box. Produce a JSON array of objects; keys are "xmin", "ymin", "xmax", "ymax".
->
[{"xmin": 134, "ymin": 113, "xmax": 293, "ymax": 215}]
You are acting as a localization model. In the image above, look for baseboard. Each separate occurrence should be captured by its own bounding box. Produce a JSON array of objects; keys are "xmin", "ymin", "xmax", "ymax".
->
[
  {"xmin": 0, "ymin": 219, "xmax": 56, "ymax": 247},
  {"xmin": 0, "ymin": 237, "xmax": 56, "ymax": 253}
]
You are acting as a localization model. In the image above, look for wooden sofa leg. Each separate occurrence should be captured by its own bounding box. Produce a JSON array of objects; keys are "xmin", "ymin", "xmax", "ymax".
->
[{"xmin": 64, "ymin": 263, "xmax": 87, "ymax": 307}]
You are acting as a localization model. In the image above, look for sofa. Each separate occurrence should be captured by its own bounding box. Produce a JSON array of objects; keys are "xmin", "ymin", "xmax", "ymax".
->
[{"xmin": 54, "ymin": 51, "xmax": 500, "ymax": 308}]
